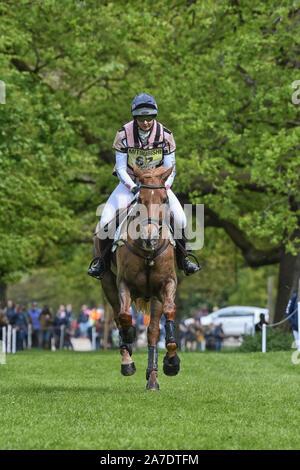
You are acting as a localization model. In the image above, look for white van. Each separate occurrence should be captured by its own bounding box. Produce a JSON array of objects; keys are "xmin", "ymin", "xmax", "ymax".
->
[{"xmin": 200, "ymin": 306, "xmax": 269, "ymax": 336}]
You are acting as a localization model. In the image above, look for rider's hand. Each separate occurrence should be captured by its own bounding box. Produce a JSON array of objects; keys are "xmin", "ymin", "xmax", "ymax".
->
[{"xmin": 131, "ymin": 185, "xmax": 140, "ymax": 195}]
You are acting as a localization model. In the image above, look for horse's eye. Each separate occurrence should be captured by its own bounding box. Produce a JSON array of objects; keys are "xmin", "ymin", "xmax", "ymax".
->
[
  {"xmin": 137, "ymin": 197, "xmax": 142, "ymax": 204},
  {"xmin": 162, "ymin": 197, "xmax": 168, "ymax": 204}
]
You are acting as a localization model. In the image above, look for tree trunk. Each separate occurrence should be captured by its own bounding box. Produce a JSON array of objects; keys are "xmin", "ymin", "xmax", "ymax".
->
[
  {"xmin": 0, "ymin": 278, "xmax": 7, "ymax": 307},
  {"xmin": 274, "ymin": 248, "xmax": 300, "ymax": 324}
]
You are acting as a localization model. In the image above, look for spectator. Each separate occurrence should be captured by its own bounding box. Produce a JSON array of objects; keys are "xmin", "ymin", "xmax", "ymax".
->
[
  {"xmin": 65, "ymin": 304, "xmax": 74, "ymax": 321},
  {"xmin": 54, "ymin": 305, "xmax": 70, "ymax": 349},
  {"xmin": 286, "ymin": 292, "xmax": 298, "ymax": 343},
  {"xmin": 90, "ymin": 305, "xmax": 103, "ymax": 325},
  {"xmin": 27, "ymin": 302, "xmax": 41, "ymax": 347},
  {"xmin": 77, "ymin": 304, "xmax": 91, "ymax": 337},
  {"xmin": 186, "ymin": 321, "xmax": 199, "ymax": 351},
  {"xmin": 255, "ymin": 313, "xmax": 269, "ymax": 333},
  {"xmin": 92, "ymin": 318, "xmax": 103, "ymax": 349},
  {"xmin": 38, "ymin": 305, "xmax": 54, "ymax": 349},
  {"xmin": 204, "ymin": 323, "xmax": 216, "ymax": 350},
  {"xmin": 195, "ymin": 319, "xmax": 205, "ymax": 351},
  {"xmin": 213, "ymin": 323, "xmax": 225, "ymax": 351},
  {"xmin": 11, "ymin": 305, "xmax": 29, "ymax": 351},
  {"xmin": 179, "ymin": 317, "xmax": 188, "ymax": 351},
  {"xmin": 4, "ymin": 300, "xmax": 16, "ymax": 324}
]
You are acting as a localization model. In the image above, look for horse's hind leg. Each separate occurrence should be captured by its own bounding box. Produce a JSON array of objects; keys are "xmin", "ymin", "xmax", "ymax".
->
[
  {"xmin": 146, "ymin": 298, "xmax": 162, "ymax": 391},
  {"xmin": 161, "ymin": 280, "xmax": 180, "ymax": 377},
  {"xmin": 118, "ymin": 280, "xmax": 136, "ymax": 376}
]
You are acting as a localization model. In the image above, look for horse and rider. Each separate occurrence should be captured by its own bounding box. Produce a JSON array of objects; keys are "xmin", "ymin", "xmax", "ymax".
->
[{"xmin": 88, "ymin": 93, "xmax": 201, "ymax": 390}]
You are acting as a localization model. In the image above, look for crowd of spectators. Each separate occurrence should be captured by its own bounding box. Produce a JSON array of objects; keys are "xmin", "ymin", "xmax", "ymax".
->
[
  {"xmin": 179, "ymin": 316, "xmax": 225, "ymax": 351},
  {"xmin": 0, "ymin": 300, "xmax": 114, "ymax": 351},
  {"xmin": 0, "ymin": 300, "xmax": 228, "ymax": 352}
]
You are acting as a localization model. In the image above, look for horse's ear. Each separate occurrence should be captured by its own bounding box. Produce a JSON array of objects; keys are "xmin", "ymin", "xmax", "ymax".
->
[
  {"xmin": 132, "ymin": 162, "xmax": 143, "ymax": 179},
  {"xmin": 161, "ymin": 164, "xmax": 175, "ymax": 182}
]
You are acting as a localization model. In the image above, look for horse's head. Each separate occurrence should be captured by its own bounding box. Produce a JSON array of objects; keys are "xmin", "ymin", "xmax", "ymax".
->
[{"xmin": 131, "ymin": 164, "xmax": 175, "ymax": 251}]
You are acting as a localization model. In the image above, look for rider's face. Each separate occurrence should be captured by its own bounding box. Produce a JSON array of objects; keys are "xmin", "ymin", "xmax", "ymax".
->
[{"xmin": 136, "ymin": 118, "xmax": 154, "ymax": 131}]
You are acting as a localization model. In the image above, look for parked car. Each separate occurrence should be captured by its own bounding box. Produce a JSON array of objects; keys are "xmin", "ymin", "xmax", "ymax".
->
[{"xmin": 200, "ymin": 306, "xmax": 269, "ymax": 336}]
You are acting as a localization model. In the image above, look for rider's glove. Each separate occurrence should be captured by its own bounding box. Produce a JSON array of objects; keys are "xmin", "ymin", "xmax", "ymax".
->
[{"xmin": 131, "ymin": 185, "xmax": 140, "ymax": 195}]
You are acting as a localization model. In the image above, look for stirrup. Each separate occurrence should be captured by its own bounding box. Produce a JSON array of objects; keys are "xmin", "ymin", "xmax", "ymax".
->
[
  {"xmin": 87, "ymin": 257, "xmax": 105, "ymax": 280},
  {"xmin": 183, "ymin": 254, "xmax": 201, "ymax": 276}
]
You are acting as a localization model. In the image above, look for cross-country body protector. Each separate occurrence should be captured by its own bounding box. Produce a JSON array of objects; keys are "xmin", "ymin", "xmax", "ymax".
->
[{"xmin": 113, "ymin": 119, "xmax": 176, "ymax": 180}]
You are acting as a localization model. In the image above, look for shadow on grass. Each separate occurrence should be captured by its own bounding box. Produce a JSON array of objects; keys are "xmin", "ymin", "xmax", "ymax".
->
[{"xmin": 0, "ymin": 383, "xmax": 165, "ymax": 394}]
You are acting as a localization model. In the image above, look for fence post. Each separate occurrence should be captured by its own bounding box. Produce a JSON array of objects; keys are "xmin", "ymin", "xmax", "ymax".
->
[
  {"xmin": 12, "ymin": 328, "xmax": 16, "ymax": 354},
  {"xmin": 7, "ymin": 325, "xmax": 11, "ymax": 354},
  {"xmin": 2, "ymin": 327, "xmax": 6, "ymax": 355},
  {"xmin": 59, "ymin": 325, "xmax": 65, "ymax": 350},
  {"xmin": 92, "ymin": 326, "xmax": 97, "ymax": 350},
  {"xmin": 262, "ymin": 323, "xmax": 267, "ymax": 353},
  {"xmin": 27, "ymin": 324, "xmax": 32, "ymax": 349}
]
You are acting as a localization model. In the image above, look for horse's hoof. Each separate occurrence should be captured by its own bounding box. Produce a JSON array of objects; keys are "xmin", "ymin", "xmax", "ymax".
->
[
  {"xmin": 163, "ymin": 352, "xmax": 180, "ymax": 376},
  {"xmin": 121, "ymin": 362, "xmax": 136, "ymax": 376},
  {"xmin": 146, "ymin": 381, "xmax": 160, "ymax": 391}
]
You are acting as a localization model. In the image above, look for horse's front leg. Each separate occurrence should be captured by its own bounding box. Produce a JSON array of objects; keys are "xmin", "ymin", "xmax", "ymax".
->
[
  {"xmin": 146, "ymin": 298, "xmax": 162, "ymax": 391},
  {"xmin": 161, "ymin": 279, "xmax": 180, "ymax": 376},
  {"xmin": 118, "ymin": 280, "xmax": 136, "ymax": 376}
]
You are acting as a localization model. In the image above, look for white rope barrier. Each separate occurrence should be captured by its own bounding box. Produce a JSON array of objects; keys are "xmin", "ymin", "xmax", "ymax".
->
[{"xmin": 259, "ymin": 307, "xmax": 299, "ymax": 353}]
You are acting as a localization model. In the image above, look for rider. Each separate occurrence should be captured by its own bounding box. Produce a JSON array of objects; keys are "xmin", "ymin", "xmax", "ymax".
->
[{"xmin": 88, "ymin": 93, "xmax": 201, "ymax": 279}]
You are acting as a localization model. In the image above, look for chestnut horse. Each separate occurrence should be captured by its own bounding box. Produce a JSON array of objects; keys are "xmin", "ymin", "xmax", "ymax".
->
[{"xmin": 100, "ymin": 164, "xmax": 180, "ymax": 390}]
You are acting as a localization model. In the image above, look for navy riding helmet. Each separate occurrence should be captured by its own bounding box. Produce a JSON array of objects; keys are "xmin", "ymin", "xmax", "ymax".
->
[{"xmin": 131, "ymin": 93, "xmax": 158, "ymax": 117}]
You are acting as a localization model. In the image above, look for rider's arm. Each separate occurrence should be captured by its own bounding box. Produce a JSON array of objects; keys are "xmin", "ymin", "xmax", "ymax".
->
[
  {"xmin": 163, "ymin": 152, "xmax": 176, "ymax": 190},
  {"xmin": 115, "ymin": 151, "xmax": 138, "ymax": 192}
]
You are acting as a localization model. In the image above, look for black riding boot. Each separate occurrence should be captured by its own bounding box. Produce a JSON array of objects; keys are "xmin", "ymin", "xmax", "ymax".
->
[
  {"xmin": 87, "ymin": 237, "xmax": 112, "ymax": 280},
  {"xmin": 175, "ymin": 231, "xmax": 201, "ymax": 276}
]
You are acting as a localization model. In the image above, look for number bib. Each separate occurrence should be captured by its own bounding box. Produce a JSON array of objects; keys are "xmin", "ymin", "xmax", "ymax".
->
[{"xmin": 127, "ymin": 147, "xmax": 164, "ymax": 169}]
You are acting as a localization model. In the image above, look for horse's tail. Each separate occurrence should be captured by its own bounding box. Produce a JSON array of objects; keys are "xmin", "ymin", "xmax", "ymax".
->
[{"xmin": 135, "ymin": 298, "xmax": 151, "ymax": 316}]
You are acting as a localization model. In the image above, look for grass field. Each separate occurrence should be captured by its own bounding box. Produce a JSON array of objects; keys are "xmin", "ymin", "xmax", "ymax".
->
[{"xmin": 0, "ymin": 348, "xmax": 299, "ymax": 450}]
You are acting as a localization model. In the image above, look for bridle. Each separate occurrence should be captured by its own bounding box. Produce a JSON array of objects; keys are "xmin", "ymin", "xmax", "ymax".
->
[
  {"xmin": 136, "ymin": 183, "xmax": 169, "ymax": 235},
  {"xmin": 122, "ymin": 182, "xmax": 172, "ymax": 301}
]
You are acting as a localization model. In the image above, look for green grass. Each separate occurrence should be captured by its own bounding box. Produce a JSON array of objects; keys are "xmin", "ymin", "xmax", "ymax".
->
[{"xmin": 0, "ymin": 348, "xmax": 300, "ymax": 450}]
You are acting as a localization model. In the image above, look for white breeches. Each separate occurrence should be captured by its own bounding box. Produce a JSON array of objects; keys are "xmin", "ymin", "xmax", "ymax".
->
[{"xmin": 99, "ymin": 183, "xmax": 187, "ymax": 229}]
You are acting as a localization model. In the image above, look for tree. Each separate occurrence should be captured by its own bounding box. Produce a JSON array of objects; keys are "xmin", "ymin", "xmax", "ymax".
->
[{"xmin": 1, "ymin": 0, "xmax": 299, "ymax": 321}]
